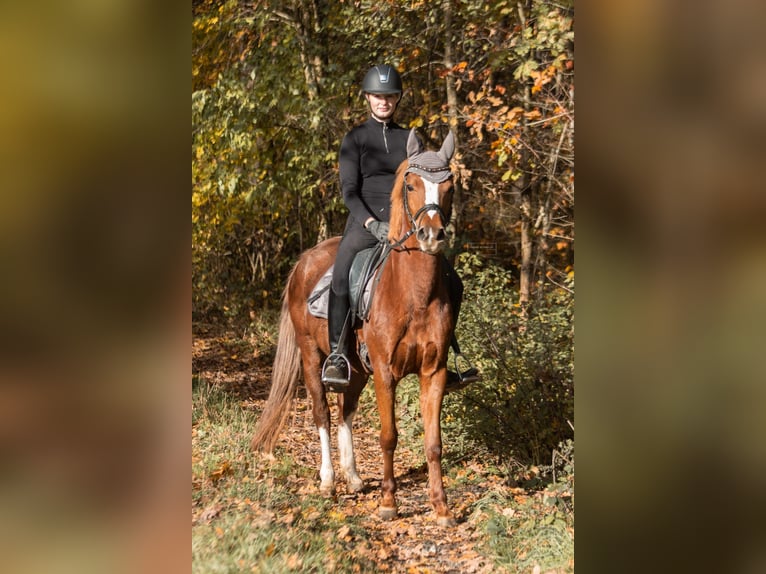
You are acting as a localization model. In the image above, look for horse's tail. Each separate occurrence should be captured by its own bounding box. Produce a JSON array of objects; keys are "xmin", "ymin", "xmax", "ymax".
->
[{"xmin": 251, "ymin": 274, "xmax": 302, "ymax": 454}]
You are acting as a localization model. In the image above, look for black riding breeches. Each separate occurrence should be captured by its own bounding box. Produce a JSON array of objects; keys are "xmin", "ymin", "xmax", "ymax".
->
[{"xmin": 331, "ymin": 218, "xmax": 378, "ymax": 298}]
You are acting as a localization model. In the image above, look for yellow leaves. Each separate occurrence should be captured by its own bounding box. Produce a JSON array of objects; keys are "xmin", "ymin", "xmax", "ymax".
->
[
  {"xmin": 409, "ymin": 117, "xmax": 424, "ymax": 128},
  {"xmin": 326, "ymin": 508, "xmax": 346, "ymax": 522}
]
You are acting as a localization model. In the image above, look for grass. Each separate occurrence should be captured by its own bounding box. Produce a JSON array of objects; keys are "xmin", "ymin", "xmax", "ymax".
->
[
  {"xmin": 192, "ymin": 378, "xmax": 376, "ymax": 573},
  {"xmin": 192, "ymin": 370, "xmax": 574, "ymax": 573}
]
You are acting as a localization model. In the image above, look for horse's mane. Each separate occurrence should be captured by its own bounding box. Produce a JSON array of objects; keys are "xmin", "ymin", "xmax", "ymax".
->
[{"xmin": 388, "ymin": 160, "xmax": 409, "ymax": 239}]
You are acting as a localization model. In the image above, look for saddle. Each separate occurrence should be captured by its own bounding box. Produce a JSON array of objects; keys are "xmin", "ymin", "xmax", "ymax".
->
[{"xmin": 307, "ymin": 242, "xmax": 391, "ymax": 323}]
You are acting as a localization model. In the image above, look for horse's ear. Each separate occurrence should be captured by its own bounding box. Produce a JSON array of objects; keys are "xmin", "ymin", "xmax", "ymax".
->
[
  {"xmin": 407, "ymin": 129, "xmax": 423, "ymax": 158},
  {"xmin": 438, "ymin": 131, "xmax": 455, "ymax": 163}
]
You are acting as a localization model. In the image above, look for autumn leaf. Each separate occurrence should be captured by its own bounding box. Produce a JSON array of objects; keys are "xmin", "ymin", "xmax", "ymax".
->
[
  {"xmin": 337, "ymin": 524, "xmax": 352, "ymax": 541},
  {"xmin": 208, "ymin": 460, "xmax": 232, "ymax": 484},
  {"xmin": 285, "ymin": 553, "xmax": 303, "ymax": 570}
]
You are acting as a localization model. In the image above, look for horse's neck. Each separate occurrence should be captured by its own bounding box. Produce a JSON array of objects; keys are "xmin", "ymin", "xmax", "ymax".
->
[{"xmin": 388, "ymin": 250, "xmax": 442, "ymax": 302}]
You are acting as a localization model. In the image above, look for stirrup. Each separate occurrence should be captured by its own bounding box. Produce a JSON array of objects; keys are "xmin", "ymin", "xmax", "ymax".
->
[
  {"xmin": 445, "ymin": 353, "xmax": 480, "ymax": 394},
  {"xmin": 321, "ymin": 352, "xmax": 351, "ymax": 392}
]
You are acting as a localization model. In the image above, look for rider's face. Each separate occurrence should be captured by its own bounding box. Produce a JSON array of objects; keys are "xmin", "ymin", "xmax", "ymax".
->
[{"xmin": 366, "ymin": 92, "xmax": 400, "ymax": 121}]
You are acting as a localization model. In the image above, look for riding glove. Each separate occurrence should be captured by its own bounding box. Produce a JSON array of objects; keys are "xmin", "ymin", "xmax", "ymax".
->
[{"xmin": 366, "ymin": 220, "xmax": 390, "ymax": 242}]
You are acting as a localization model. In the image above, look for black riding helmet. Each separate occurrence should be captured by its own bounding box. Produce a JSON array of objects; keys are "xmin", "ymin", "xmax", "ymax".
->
[{"xmin": 361, "ymin": 64, "xmax": 403, "ymax": 95}]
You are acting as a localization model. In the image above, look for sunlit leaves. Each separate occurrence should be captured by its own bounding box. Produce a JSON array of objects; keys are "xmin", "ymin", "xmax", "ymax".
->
[{"xmin": 192, "ymin": 0, "xmax": 574, "ymax": 316}]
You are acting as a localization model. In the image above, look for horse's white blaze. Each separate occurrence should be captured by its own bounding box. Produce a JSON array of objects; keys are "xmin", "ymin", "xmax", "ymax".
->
[
  {"xmin": 318, "ymin": 427, "xmax": 334, "ymax": 486},
  {"xmin": 424, "ymin": 180, "xmax": 440, "ymax": 218}
]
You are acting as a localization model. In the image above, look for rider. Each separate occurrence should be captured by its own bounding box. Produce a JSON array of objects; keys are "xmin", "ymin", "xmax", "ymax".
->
[{"xmin": 321, "ymin": 64, "xmax": 479, "ymax": 391}]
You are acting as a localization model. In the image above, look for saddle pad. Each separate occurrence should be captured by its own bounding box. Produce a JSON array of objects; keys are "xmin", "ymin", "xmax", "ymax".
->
[{"xmin": 307, "ymin": 245, "xmax": 384, "ymax": 319}]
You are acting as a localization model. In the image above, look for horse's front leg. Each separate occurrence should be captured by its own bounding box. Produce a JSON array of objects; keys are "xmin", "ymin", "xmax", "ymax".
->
[
  {"xmin": 420, "ymin": 369, "xmax": 455, "ymax": 526},
  {"xmin": 373, "ymin": 368, "xmax": 398, "ymax": 519}
]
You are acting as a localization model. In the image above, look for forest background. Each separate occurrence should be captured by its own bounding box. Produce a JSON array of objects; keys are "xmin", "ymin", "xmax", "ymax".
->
[{"xmin": 192, "ymin": 0, "xmax": 574, "ymax": 472}]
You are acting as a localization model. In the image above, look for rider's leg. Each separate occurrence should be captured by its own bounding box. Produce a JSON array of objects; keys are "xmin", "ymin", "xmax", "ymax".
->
[
  {"xmin": 321, "ymin": 286, "xmax": 352, "ymax": 389},
  {"xmin": 322, "ymin": 222, "xmax": 376, "ymax": 391},
  {"xmin": 443, "ymin": 257, "xmax": 480, "ymax": 388}
]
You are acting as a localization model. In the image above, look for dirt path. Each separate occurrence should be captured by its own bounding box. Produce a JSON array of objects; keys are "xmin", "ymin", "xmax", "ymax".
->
[
  {"xmin": 278, "ymin": 394, "xmax": 499, "ymax": 574},
  {"xmin": 193, "ymin": 322, "xmax": 502, "ymax": 573}
]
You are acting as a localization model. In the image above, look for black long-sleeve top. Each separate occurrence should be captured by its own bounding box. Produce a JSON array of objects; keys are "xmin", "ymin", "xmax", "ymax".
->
[{"xmin": 338, "ymin": 117, "xmax": 409, "ymax": 225}]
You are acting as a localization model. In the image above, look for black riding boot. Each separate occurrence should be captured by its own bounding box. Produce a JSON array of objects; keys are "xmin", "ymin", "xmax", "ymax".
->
[
  {"xmin": 443, "ymin": 257, "xmax": 480, "ymax": 392},
  {"xmin": 321, "ymin": 288, "xmax": 352, "ymax": 392}
]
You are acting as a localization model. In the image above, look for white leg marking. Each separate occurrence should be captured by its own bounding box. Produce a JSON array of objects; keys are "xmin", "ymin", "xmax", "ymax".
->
[
  {"xmin": 318, "ymin": 427, "xmax": 334, "ymax": 495},
  {"xmin": 337, "ymin": 410, "xmax": 364, "ymax": 492}
]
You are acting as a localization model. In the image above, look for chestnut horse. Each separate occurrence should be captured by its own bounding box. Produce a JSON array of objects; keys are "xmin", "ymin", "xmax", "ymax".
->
[{"xmin": 251, "ymin": 130, "xmax": 457, "ymax": 526}]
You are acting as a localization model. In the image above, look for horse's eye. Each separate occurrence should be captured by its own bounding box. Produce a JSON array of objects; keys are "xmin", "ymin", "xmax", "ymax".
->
[{"xmin": 406, "ymin": 184, "xmax": 414, "ymax": 192}]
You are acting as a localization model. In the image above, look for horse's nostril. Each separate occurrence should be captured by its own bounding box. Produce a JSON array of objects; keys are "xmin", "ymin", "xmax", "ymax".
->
[
  {"xmin": 436, "ymin": 228, "xmax": 446, "ymax": 241},
  {"xmin": 416, "ymin": 227, "xmax": 428, "ymax": 241}
]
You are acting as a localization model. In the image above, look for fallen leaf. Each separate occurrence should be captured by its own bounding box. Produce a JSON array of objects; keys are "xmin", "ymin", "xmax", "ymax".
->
[
  {"xmin": 208, "ymin": 460, "xmax": 232, "ymax": 484},
  {"xmin": 280, "ymin": 512, "xmax": 297, "ymax": 525},
  {"xmin": 285, "ymin": 553, "xmax": 303, "ymax": 570},
  {"xmin": 199, "ymin": 503, "xmax": 222, "ymax": 523},
  {"xmin": 337, "ymin": 524, "xmax": 352, "ymax": 540}
]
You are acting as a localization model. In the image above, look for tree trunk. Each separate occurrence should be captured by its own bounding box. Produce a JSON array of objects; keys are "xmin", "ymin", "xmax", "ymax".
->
[
  {"xmin": 516, "ymin": 0, "xmax": 533, "ymax": 310},
  {"xmin": 442, "ymin": 0, "xmax": 462, "ymax": 252},
  {"xmin": 519, "ymin": 189, "xmax": 532, "ymax": 307}
]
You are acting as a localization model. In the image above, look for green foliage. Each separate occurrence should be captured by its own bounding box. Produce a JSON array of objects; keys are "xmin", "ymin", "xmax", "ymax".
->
[
  {"xmin": 474, "ymin": 485, "xmax": 574, "ymax": 574},
  {"xmin": 442, "ymin": 252, "xmax": 574, "ymax": 465},
  {"xmin": 192, "ymin": 0, "xmax": 575, "ymax": 325}
]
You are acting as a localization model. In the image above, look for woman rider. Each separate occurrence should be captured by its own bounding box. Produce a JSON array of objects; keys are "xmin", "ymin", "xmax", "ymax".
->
[{"xmin": 321, "ymin": 64, "xmax": 478, "ymax": 391}]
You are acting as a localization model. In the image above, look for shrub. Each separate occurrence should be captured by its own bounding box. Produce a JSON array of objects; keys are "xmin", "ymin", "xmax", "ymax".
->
[{"xmin": 441, "ymin": 252, "xmax": 574, "ymax": 465}]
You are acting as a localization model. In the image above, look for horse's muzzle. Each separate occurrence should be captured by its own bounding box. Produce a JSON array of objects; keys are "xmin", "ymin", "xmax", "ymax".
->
[{"xmin": 416, "ymin": 224, "xmax": 447, "ymax": 254}]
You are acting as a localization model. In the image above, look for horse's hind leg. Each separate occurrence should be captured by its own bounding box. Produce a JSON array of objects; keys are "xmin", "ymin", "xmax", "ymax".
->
[
  {"xmin": 300, "ymin": 340, "xmax": 335, "ymax": 496},
  {"xmin": 336, "ymin": 370, "xmax": 366, "ymax": 493}
]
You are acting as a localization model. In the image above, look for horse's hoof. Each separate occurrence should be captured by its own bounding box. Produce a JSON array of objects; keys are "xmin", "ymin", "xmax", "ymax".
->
[
  {"xmin": 347, "ymin": 477, "xmax": 365, "ymax": 493},
  {"xmin": 437, "ymin": 515, "xmax": 456, "ymax": 527},
  {"xmin": 319, "ymin": 484, "xmax": 335, "ymax": 498},
  {"xmin": 379, "ymin": 506, "xmax": 398, "ymax": 521}
]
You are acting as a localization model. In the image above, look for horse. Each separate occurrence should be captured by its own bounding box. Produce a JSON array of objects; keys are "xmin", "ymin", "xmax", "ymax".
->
[{"xmin": 251, "ymin": 129, "xmax": 458, "ymax": 526}]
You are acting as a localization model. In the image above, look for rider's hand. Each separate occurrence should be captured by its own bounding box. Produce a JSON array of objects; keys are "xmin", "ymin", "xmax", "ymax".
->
[{"xmin": 366, "ymin": 220, "xmax": 390, "ymax": 242}]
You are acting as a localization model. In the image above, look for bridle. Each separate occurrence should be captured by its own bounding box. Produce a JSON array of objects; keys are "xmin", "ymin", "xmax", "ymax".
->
[{"xmin": 391, "ymin": 167, "xmax": 452, "ymax": 251}]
